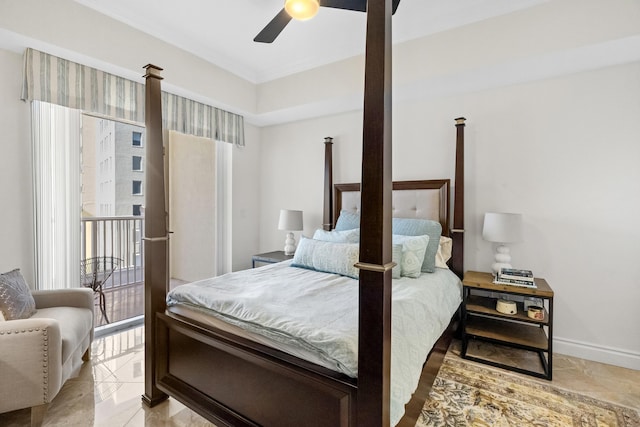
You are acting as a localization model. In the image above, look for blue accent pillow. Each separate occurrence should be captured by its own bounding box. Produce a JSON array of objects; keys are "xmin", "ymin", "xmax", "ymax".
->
[
  {"xmin": 293, "ymin": 237, "xmax": 401, "ymax": 280},
  {"xmin": 292, "ymin": 237, "xmax": 360, "ymax": 279},
  {"xmin": 334, "ymin": 210, "xmax": 360, "ymax": 231},
  {"xmin": 392, "ymin": 218, "xmax": 442, "ymax": 273},
  {"xmin": 334, "ymin": 212, "xmax": 442, "ymax": 273},
  {"xmin": 312, "ymin": 228, "xmax": 360, "ymax": 243},
  {"xmin": 392, "ymin": 235, "xmax": 430, "ymax": 278}
]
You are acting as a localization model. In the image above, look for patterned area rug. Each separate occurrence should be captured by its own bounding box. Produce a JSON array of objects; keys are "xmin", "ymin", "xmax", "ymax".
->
[{"xmin": 417, "ymin": 356, "xmax": 640, "ymax": 427}]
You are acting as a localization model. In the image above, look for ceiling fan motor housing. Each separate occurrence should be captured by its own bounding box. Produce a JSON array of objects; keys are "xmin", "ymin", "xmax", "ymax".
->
[{"xmin": 285, "ymin": 0, "xmax": 319, "ymax": 21}]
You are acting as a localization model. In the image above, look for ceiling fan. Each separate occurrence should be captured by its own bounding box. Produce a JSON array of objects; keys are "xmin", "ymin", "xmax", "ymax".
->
[{"xmin": 254, "ymin": 0, "xmax": 402, "ymax": 43}]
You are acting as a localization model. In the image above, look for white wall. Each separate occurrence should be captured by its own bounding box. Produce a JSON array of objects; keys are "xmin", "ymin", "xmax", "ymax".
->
[
  {"xmin": 232, "ymin": 122, "xmax": 262, "ymax": 271},
  {"xmin": 0, "ymin": 49, "xmax": 34, "ymax": 285},
  {"xmin": 258, "ymin": 62, "xmax": 640, "ymax": 370}
]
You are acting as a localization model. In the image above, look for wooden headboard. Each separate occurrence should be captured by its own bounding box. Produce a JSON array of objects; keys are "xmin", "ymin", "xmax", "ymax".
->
[{"xmin": 333, "ymin": 180, "xmax": 451, "ymax": 237}]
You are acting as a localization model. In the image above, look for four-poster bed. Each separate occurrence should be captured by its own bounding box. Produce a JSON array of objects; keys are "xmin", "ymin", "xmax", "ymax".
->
[
  {"xmin": 142, "ymin": 1, "xmax": 467, "ymax": 426},
  {"xmin": 142, "ymin": 113, "xmax": 468, "ymax": 426}
]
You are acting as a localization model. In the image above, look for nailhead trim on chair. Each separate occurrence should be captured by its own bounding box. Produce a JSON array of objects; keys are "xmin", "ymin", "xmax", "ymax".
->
[
  {"xmin": 43, "ymin": 329, "xmax": 49, "ymax": 401},
  {"xmin": 0, "ymin": 327, "xmax": 49, "ymax": 403}
]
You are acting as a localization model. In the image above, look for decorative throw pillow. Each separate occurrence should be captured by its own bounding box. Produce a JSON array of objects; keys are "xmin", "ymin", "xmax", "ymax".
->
[
  {"xmin": 435, "ymin": 236, "xmax": 453, "ymax": 269},
  {"xmin": 0, "ymin": 268, "xmax": 36, "ymax": 320},
  {"xmin": 313, "ymin": 228, "xmax": 360, "ymax": 243},
  {"xmin": 392, "ymin": 218, "xmax": 442, "ymax": 273},
  {"xmin": 392, "ymin": 235, "xmax": 430, "ymax": 278},
  {"xmin": 334, "ymin": 210, "xmax": 360, "ymax": 231},
  {"xmin": 292, "ymin": 238, "xmax": 360, "ymax": 279}
]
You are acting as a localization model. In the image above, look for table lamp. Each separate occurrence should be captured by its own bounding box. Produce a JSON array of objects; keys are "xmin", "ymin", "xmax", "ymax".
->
[
  {"xmin": 278, "ymin": 209, "xmax": 303, "ymax": 255},
  {"xmin": 482, "ymin": 212, "xmax": 523, "ymax": 275}
]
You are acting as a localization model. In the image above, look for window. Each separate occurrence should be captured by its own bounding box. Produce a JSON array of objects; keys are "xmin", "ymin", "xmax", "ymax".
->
[
  {"xmin": 132, "ymin": 180, "xmax": 142, "ymax": 195},
  {"xmin": 133, "ymin": 204, "xmax": 142, "ymax": 216},
  {"xmin": 132, "ymin": 156, "xmax": 143, "ymax": 171},
  {"xmin": 132, "ymin": 131, "xmax": 142, "ymax": 146}
]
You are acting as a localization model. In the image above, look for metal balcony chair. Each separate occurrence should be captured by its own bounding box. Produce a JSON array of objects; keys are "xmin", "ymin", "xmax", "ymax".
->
[{"xmin": 80, "ymin": 256, "xmax": 121, "ymax": 324}]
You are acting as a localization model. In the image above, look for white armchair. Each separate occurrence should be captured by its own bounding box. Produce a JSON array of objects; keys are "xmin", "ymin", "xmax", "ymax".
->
[{"xmin": 0, "ymin": 288, "xmax": 94, "ymax": 426}]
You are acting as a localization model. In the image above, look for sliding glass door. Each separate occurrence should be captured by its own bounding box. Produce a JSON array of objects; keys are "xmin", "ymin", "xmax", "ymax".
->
[
  {"xmin": 81, "ymin": 115, "xmax": 146, "ymax": 328},
  {"xmin": 32, "ymin": 102, "xmax": 231, "ymax": 331}
]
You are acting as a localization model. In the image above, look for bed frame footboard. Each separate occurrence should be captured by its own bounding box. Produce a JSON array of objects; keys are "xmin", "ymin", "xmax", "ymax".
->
[{"xmin": 155, "ymin": 312, "xmax": 357, "ymax": 427}]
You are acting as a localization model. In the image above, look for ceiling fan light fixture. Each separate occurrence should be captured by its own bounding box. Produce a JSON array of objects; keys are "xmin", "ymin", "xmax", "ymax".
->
[{"xmin": 284, "ymin": 0, "xmax": 319, "ymax": 21}]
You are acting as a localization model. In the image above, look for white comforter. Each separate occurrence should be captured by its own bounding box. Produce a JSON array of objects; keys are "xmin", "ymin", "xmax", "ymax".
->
[{"xmin": 167, "ymin": 260, "xmax": 461, "ymax": 425}]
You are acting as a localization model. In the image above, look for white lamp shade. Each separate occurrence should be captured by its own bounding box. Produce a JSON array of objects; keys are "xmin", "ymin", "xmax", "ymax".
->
[
  {"xmin": 278, "ymin": 209, "xmax": 303, "ymax": 231},
  {"xmin": 482, "ymin": 212, "xmax": 523, "ymax": 243}
]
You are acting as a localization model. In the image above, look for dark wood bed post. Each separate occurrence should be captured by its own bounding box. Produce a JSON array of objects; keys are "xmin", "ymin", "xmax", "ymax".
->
[
  {"xmin": 451, "ymin": 117, "xmax": 466, "ymax": 279},
  {"xmin": 356, "ymin": 0, "xmax": 394, "ymax": 425},
  {"xmin": 142, "ymin": 64, "xmax": 169, "ymax": 407},
  {"xmin": 323, "ymin": 137, "xmax": 334, "ymax": 231}
]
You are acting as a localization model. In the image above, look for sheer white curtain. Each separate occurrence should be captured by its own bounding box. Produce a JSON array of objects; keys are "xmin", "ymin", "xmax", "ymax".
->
[
  {"xmin": 216, "ymin": 139, "xmax": 232, "ymax": 274},
  {"xmin": 31, "ymin": 101, "xmax": 81, "ymax": 290}
]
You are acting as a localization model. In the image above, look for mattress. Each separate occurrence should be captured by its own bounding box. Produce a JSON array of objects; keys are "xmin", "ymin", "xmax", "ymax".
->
[{"xmin": 167, "ymin": 260, "xmax": 462, "ymax": 425}]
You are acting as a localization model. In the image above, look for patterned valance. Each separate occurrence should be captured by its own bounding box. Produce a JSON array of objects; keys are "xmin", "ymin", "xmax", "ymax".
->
[
  {"xmin": 162, "ymin": 93, "xmax": 243, "ymax": 144},
  {"xmin": 21, "ymin": 48, "xmax": 245, "ymax": 146}
]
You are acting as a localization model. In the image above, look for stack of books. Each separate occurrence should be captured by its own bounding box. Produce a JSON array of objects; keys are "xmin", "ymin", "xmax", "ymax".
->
[{"xmin": 494, "ymin": 268, "xmax": 536, "ymax": 288}]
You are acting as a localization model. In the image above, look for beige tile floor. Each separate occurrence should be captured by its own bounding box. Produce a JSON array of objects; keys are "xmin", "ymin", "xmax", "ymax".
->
[
  {"xmin": 453, "ymin": 339, "xmax": 640, "ymax": 410},
  {"xmin": 0, "ymin": 326, "xmax": 215, "ymax": 427},
  {"xmin": 1, "ymin": 327, "xmax": 638, "ymax": 426}
]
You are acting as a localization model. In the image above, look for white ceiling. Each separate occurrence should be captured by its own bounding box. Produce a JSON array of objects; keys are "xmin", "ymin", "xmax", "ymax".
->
[{"xmin": 74, "ymin": 0, "xmax": 549, "ymax": 84}]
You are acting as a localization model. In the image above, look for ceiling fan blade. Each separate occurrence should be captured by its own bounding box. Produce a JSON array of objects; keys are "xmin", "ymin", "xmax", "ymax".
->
[
  {"xmin": 392, "ymin": 0, "xmax": 401, "ymax": 14},
  {"xmin": 321, "ymin": 0, "xmax": 366, "ymax": 12},
  {"xmin": 320, "ymin": 0, "xmax": 401, "ymax": 14},
  {"xmin": 254, "ymin": 9, "xmax": 292, "ymax": 43}
]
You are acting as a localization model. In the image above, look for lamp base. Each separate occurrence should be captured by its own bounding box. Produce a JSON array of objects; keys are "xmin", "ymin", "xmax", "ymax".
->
[
  {"xmin": 283, "ymin": 232, "xmax": 296, "ymax": 256},
  {"xmin": 491, "ymin": 244, "xmax": 512, "ymax": 276}
]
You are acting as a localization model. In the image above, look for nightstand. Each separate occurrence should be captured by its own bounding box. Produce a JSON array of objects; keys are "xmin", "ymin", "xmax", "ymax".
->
[
  {"xmin": 461, "ymin": 270, "xmax": 554, "ymax": 380},
  {"xmin": 252, "ymin": 251, "xmax": 293, "ymax": 268}
]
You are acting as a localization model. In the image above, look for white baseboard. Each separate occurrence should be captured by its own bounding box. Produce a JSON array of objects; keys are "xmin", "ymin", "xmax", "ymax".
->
[{"xmin": 554, "ymin": 337, "xmax": 640, "ymax": 371}]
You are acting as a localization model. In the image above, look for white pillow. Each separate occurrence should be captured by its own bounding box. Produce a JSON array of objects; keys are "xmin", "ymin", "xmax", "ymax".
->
[
  {"xmin": 435, "ymin": 236, "xmax": 453, "ymax": 269},
  {"xmin": 392, "ymin": 234, "xmax": 430, "ymax": 278},
  {"xmin": 312, "ymin": 228, "xmax": 360, "ymax": 243},
  {"xmin": 292, "ymin": 237, "xmax": 360, "ymax": 279},
  {"xmin": 302, "ymin": 234, "xmax": 402, "ymax": 279}
]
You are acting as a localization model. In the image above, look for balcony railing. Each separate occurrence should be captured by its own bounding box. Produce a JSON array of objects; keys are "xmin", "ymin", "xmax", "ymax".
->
[{"xmin": 81, "ymin": 216, "xmax": 145, "ymax": 326}]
